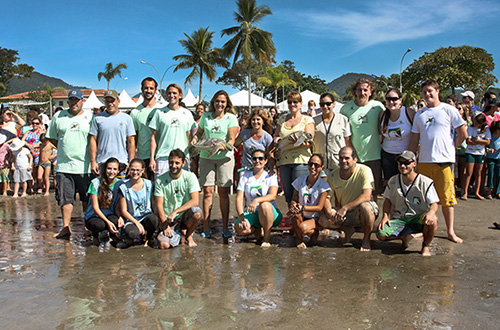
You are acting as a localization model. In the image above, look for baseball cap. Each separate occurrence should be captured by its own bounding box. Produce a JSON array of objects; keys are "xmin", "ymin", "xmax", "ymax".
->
[
  {"xmin": 461, "ymin": 91, "xmax": 475, "ymax": 99},
  {"xmin": 397, "ymin": 150, "xmax": 416, "ymax": 162},
  {"xmin": 104, "ymin": 90, "xmax": 119, "ymax": 100},
  {"xmin": 68, "ymin": 89, "xmax": 83, "ymax": 100}
]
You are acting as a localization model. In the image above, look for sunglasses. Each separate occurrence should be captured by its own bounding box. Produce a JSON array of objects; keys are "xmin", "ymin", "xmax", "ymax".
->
[
  {"xmin": 252, "ymin": 156, "xmax": 265, "ymax": 162},
  {"xmin": 385, "ymin": 97, "xmax": 400, "ymax": 101},
  {"xmin": 32, "ymin": 122, "xmax": 41, "ymax": 125},
  {"xmin": 397, "ymin": 159, "xmax": 413, "ymax": 166},
  {"xmin": 320, "ymin": 101, "xmax": 333, "ymax": 107},
  {"xmin": 308, "ymin": 161, "xmax": 322, "ymax": 168},
  {"xmin": 287, "ymin": 100, "xmax": 300, "ymax": 104}
]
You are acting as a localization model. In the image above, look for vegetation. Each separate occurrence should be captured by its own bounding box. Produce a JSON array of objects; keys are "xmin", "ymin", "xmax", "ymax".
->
[
  {"xmin": 173, "ymin": 27, "xmax": 229, "ymax": 103},
  {"xmin": 257, "ymin": 65, "xmax": 296, "ymax": 106},
  {"xmin": 97, "ymin": 62, "xmax": 128, "ymax": 90},
  {"xmin": 0, "ymin": 47, "xmax": 34, "ymax": 97}
]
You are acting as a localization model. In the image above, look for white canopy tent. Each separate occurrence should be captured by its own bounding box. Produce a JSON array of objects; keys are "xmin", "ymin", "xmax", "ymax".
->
[
  {"xmin": 183, "ymin": 89, "xmax": 198, "ymax": 108},
  {"xmin": 229, "ymin": 90, "xmax": 274, "ymax": 107},
  {"xmin": 118, "ymin": 90, "xmax": 137, "ymax": 110},
  {"xmin": 135, "ymin": 94, "xmax": 144, "ymax": 106},
  {"xmin": 135, "ymin": 91, "xmax": 167, "ymax": 107},
  {"xmin": 82, "ymin": 91, "xmax": 104, "ymax": 110}
]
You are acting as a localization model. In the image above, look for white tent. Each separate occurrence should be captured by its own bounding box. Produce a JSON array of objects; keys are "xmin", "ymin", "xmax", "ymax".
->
[
  {"xmin": 135, "ymin": 91, "xmax": 167, "ymax": 107},
  {"xmin": 118, "ymin": 90, "xmax": 137, "ymax": 110},
  {"xmin": 276, "ymin": 90, "xmax": 321, "ymax": 113},
  {"xmin": 229, "ymin": 90, "xmax": 274, "ymax": 107},
  {"xmin": 183, "ymin": 89, "xmax": 198, "ymax": 108},
  {"xmin": 135, "ymin": 94, "xmax": 144, "ymax": 106},
  {"xmin": 82, "ymin": 91, "xmax": 103, "ymax": 110}
]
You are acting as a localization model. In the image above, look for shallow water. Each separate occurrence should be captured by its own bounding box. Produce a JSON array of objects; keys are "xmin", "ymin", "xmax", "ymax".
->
[{"xmin": 0, "ymin": 195, "xmax": 499, "ymax": 329}]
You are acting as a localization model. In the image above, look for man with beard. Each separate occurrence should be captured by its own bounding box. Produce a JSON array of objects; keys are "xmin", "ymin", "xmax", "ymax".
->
[
  {"xmin": 46, "ymin": 89, "xmax": 93, "ymax": 239},
  {"xmin": 154, "ymin": 149, "xmax": 202, "ymax": 249},
  {"xmin": 130, "ymin": 77, "xmax": 162, "ymax": 179},
  {"xmin": 340, "ymin": 78, "xmax": 385, "ymax": 200},
  {"xmin": 89, "ymin": 90, "xmax": 136, "ymax": 175}
]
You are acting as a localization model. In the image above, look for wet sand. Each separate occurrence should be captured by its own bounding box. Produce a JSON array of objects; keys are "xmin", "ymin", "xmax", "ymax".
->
[{"xmin": 0, "ymin": 193, "xmax": 499, "ymax": 329}]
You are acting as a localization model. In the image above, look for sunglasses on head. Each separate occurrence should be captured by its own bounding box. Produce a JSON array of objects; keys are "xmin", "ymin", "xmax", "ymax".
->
[
  {"xmin": 398, "ymin": 159, "xmax": 413, "ymax": 166},
  {"xmin": 252, "ymin": 156, "xmax": 265, "ymax": 162},
  {"xmin": 320, "ymin": 101, "xmax": 333, "ymax": 107},
  {"xmin": 308, "ymin": 161, "xmax": 322, "ymax": 168}
]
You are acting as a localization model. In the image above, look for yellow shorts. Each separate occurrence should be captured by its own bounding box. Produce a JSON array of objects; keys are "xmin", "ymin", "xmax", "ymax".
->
[{"xmin": 416, "ymin": 162, "xmax": 456, "ymax": 207}]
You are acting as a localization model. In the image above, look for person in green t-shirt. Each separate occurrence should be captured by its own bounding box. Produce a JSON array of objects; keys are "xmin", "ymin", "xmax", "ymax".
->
[
  {"xmin": 154, "ymin": 149, "xmax": 201, "ymax": 249},
  {"xmin": 130, "ymin": 77, "xmax": 161, "ymax": 180}
]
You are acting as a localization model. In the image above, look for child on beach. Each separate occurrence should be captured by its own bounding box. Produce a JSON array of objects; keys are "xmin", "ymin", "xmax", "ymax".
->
[
  {"xmin": 486, "ymin": 120, "xmax": 500, "ymax": 199},
  {"xmin": 38, "ymin": 136, "xmax": 57, "ymax": 196},
  {"xmin": 0, "ymin": 134, "xmax": 13, "ymax": 196},
  {"xmin": 461, "ymin": 113, "xmax": 491, "ymax": 200},
  {"xmin": 10, "ymin": 138, "xmax": 33, "ymax": 198}
]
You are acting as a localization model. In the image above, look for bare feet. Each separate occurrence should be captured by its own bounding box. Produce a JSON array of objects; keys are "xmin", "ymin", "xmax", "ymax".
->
[
  {"xmin": 186, "ymin": 236, "xmax": 197, "ymax": 247},
  {"xmin": 19, "ymin": 193, "xmax": 27, "ymax": 198},
  {"xmin": 261, "ymin": 242, "xmax": 271, "ymax": 248},
  {"xmin": 474, "ymin": 194, "xmax": 485, "ymax": 200},
  {"xmin": 54, "ymin": 226, "xmax": 71, "ymax": 240},
  {"xmin": 297, "ymin": 242, "xmax": 307, "ymax": 249},
  {"xmin": 342, "ymin": 226, "xmax": 355, "ymax": 245},
  {"xmin": 421, "ymin": 245, "xmax": 432, "ymax": 256},
  {"xmin": 401, "ymin": 234, "xmax": 413, "ymax": 249},
  {"xmin": 448, "ymin": 233, "xmax": 463, "ymax": 244},
  {"xmin": 360, "ymin": 239, "xmax": 371, "ymax": 251},
  {"xmin": 12, "ymin": 195, "xmax": 18, "ymax": 198},
  {"xmin": 43, "ymin": 192, "xmax": 50, "ymax": 196}
]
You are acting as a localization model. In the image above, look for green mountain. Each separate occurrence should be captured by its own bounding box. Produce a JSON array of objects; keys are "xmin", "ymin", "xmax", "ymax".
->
[
  {"xmin": 6, "ymin": 71, "xmax": 83, "ymax": 94},
  {"xmin": 326, "ymin": 72, "xmax": 373, "ymax": 98}
]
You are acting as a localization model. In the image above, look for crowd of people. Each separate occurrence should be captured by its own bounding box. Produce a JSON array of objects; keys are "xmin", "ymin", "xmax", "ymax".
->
[{"xmin": 0, "ymin": 76, "xmax": 498, "ymax": 256}]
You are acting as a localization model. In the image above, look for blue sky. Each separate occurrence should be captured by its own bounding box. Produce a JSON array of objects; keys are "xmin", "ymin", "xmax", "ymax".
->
[{"xmin": 4, "ymin": 0, "xmax": 500, "ymax": 99}]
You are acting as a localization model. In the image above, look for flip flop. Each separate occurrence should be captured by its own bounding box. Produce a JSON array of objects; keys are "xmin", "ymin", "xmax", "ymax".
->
[
  {"xmin": 201, "ymin": 230, "xmax": 212, "ymax": 238},
  {"xmin": 493, "ymin": 223, "xmax": 500, "ymax": 230}
]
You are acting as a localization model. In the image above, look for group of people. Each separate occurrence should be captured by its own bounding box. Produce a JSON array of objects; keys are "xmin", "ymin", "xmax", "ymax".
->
[{"xmin": 1, "ymin": 75, "xmax": 497, "ymax": 256}]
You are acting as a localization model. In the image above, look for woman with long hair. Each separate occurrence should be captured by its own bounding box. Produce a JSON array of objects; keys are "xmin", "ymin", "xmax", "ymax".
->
[
  {"xmin": 289, "ymin": 154, "xmax": 330, "ymax": 248},
  {"xmin": 379, "ymin": 88, "xmax": 415, "ymax": 181},
  {"xmin": 273, "ymin": 91, "xmax": 315, "ymax": 208},
  {"xmin": 21, "ymin": 116, "xmax": 45, "ymax": 193},
  {"xmin": 84, "ymin": 157, "xmax": 122, "ymax": 245},
  {"xmin": 116, "ymin": 158, "xmax": 158, "ymax": 248},
  {"xmin": 192, "ymin": 90, "xmax": 238, "ymax": 238},
  {"xmin": 235, "ymin": 149, "xmax": 282, "ymax": 247}
]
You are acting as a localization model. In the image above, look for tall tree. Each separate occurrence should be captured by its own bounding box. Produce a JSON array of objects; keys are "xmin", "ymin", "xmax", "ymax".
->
[
  {"xmin": 257, "ymin": 65, "xmax": 296, "ymax": 106},
  {"xmin": 173, "ymin": 27, "xmax": 230, "ymax": 103},
  {"xmin": 221, "ymin": 0, "xmax": 276, "ymax": 109},
  {"xmin": 403, "ymin": 46, "xmax": 497, "ymax": 95},
  {"xmin": 97, "ymin": 62, "xmax": 128, "ymax": 90},
  {"xmin": 0, "ymin": 47, "xmax": 34, "ymax": 96}
]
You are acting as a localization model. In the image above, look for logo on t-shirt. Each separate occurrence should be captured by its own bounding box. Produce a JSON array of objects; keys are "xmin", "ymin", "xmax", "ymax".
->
[
  {"xmin": 70, "ymin": 122, "xmax": 79, "ymax": 131},
  {"xmin": 211, "ymin": 124, "xmax": 221, "ymax": 133},
  {"xmin": 425, "ymin": 116, "xmax": 435, "ymax": 128},
  {"xmin": 170, "ymin": 118, "xmax": 179, "ymax": 127},
  {"xmin": 388, "ymin": 127, "xmax": 402, "ymax": 138},
  {"xmin": 358, "ymin": 114, "xmax": 368, "ymax": 124},
  {"xmin": 250, "ymin": 185, "xmax": 263, "ymax": 198},
  {"xmin": 303, "ymin": 193, "xmax": 311, "ymax": 204},
  {"xmin": 412, "ymin": 196, "xmax": 421, "ymax": 205}
]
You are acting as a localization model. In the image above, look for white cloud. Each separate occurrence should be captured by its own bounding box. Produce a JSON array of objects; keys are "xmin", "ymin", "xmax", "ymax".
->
[{"xmin": 278, "ymin": 0, "xmax": 499, "ymax": 50}]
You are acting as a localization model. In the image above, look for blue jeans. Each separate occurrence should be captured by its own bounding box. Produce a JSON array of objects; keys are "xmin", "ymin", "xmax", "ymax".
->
[
  {"xmin": 279, "ymin": 163, "xmax": 309, "ymax": 203},
  {"xmin": 487, "ymin": 158, "xmax": 500, "ymax": 194},
  {"xmin": 381, "ymin": 149, "xmax": 399, "ymax": 182}
]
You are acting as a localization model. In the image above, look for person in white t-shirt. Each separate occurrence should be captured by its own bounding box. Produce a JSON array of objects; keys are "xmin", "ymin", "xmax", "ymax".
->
[
  {"xmin": 234, "ymin": 149, "xmax": 282, "ymax": 247},
  {"xmin": 289, "ymin": 154, "xmax": 331, "ymax": 248},
  {"xmin": 409, "ymin": 80, "xmax": 467, "ymax": 244}
]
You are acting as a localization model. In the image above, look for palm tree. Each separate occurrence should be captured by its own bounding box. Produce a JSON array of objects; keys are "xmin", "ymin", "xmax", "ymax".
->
[
  {"xmin": 221, "ymin": 0, "xmax": 276, "ymax": 109},
  {"xmin": 173, "ymin": 27, "xmax": 230, "ymax": 103},
  {"xmin": 97, "ymin": 62, "xmax": 128, "ymax": 90},
  {"xmin": 257, "ymin": 66, "xmax": 296, "ymax": 106}
]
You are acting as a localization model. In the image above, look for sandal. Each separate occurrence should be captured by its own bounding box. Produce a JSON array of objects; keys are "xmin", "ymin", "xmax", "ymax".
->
[
  {"xmin": 201, "ymin": 230, "xmax": 212, "ymax": 238},
  {"xmin": 485, "ymin": 195, "xmax": 493, "ymax": 200},
  {"xmin": 493, "ymin": 223, "xmax": 500, "ymax": 230}
]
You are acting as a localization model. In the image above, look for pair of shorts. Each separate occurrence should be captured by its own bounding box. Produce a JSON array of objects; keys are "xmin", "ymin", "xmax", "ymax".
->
[
  {"xmin": 377, "ymin": 214, "xmax": 424, "ymax": 237},
  {"xmin": 156, "ymin": 207, "xmax": 202, "ymax": 246},
  {"xmin": 0, "ymin": 168, "xmax": 11, "ymax": 182},
  {"xmin": 40, "ymin": 162, "xmax": 51, "ymax": 169},
  {"xmin": 334, "ymin": 201, "xmax": 379, "ymax": 227},
  {"xmin": 235, "ymin": 204, "xmax": 283, "ymax": 228},
  {"xmin": 465, "ymin": 153, "xmax": 484, "ymax": 164},
  {"xmin": 155, "ymin": 157, "xmax": 189, "ymax": 177},
  {"xmin": 55, "ymin": 172, "xmax": 92, "ymax": 206},
  {"xmin": 417, "ymin": 163, "xmax": 455, "ymax": 206},
  {"xmin": 13, "ymin": 168, "xmax": 32, "ymax": 183},
  {"xmin": 199, "ymin": 156, "xmax": 234, "ymax": 187},
  {"xmin": 360, "ymin": 159, "xmax": 383, "ymax": 194}
]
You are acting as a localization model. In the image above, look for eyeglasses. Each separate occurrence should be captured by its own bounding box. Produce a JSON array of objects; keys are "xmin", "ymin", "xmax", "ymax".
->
[
  {"xmin": 287, "ymin": 100, "xmax": 300, "ymax": 104},
  {"xmin": 32, "ymin": 122, "xmax": 40, "ymax": 125},
  {"xmin": 385, "ymin": 97, "xmax": 400, "ymax": 101},
  {"xmin": 308, "ymin": 161, "xmax": 322, "ymax": 168},
  {"xmin": 320, "ymin": 102, "xmax": 333, "ymax": 107},
  {"xmin": 252, "ymin": 156, "xmax": 265, "ymax": 162},
  {"xmin": 397, "ymin": 159, "xmax": 413, "ymax": 166}
]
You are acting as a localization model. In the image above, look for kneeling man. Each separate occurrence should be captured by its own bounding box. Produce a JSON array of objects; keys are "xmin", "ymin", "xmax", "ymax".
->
[
  {"xmin": 319, "ymin": 146, "xmax": 379, "ymax": 251},
  {"xmin": 154, "ymin": 149, "xmax": 202, "ymax": 249},
  {"xmin": 376, "ymin": 151, "xmax": 438, "ymax": 256}
]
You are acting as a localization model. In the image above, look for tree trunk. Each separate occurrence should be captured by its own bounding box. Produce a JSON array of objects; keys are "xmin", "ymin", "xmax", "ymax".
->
[
  {"xmin": 274, "ymin": 87, "xmax": 277, "ymax": 108},
  {"xmin": 199, "ymin": 68, "xmax": 203, "ymax": 104},
  {"xmin": 248, "ymin": 71, "xmax": 252, "ymax": 112}
]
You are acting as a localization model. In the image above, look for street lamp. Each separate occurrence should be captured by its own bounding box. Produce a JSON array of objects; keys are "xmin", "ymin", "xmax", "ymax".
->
[
  {"xmin": 399, "ymin": 48, "xmax": 412, "ymax": 92},
  {"xmin": 114, "ymin": 77, "xmax": 128, "ymax": 90},
  {"xmin": 140, "ymin": 61, "xmax": 176, "ymax": 94}
]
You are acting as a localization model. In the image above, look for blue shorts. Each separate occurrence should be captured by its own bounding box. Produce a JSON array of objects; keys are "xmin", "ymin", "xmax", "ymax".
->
[
  {"xmin": 235, "ymin": 204, "xmax": 283, "ymax": 228},
  {"xmin": 465, "ymin": 153, "xmax": 484, "ymax": 164}
]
